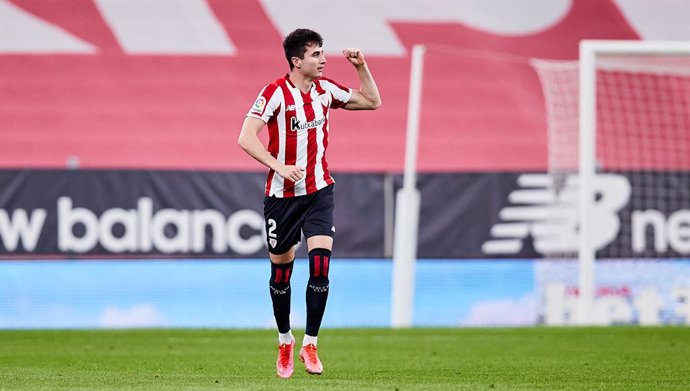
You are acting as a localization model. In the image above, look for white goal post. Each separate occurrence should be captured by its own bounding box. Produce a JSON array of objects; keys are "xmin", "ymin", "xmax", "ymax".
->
[
  {"xmin": 578, "ymin": 40, "xmax": 690, "ymax": 325},
  {"xmin": 391, "ymin": 40, "xmax": 690, "ymax": 327},
  {"xmin": 391, "ymin": 45, "xmax": 425, "ymax": 328}
]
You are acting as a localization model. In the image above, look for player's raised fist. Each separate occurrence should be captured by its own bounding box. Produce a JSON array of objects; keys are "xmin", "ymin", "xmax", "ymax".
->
[{"xmin": 342, "ymin": 48, "xmax": 366, "ymax": 66}]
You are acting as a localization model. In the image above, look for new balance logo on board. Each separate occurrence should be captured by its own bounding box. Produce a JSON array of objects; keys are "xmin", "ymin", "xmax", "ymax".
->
[{"xmin": 481, "ymin": 173, "xmax": 631, "ymax": 255}]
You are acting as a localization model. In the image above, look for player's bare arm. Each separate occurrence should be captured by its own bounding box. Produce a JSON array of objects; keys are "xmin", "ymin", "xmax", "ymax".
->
[
  {"xmin": 341, "ymin": 48, "xmax": 382, "ymax": 111},
  {"xmin": 238, "ymin": 116, "xmax": 305, "ymax": 182}
]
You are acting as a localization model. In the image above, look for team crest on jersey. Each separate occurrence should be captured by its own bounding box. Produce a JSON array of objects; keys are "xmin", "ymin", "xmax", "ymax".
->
[{"xmin": 251, "ymin": 96, "xmax": 266, "ymax": 115}]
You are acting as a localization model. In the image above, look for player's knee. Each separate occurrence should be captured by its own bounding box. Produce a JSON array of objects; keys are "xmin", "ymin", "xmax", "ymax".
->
[
  {"xmin": 308, "ymin": 248, "xmax": 331, "ymax": 285},
  {"xmin": 270, "ymin": 260, "xmax": 294, "ymax": 289}
]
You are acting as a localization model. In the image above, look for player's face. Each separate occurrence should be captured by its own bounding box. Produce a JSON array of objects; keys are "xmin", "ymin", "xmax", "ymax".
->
[{"xmin": 298, "ymin": 43, "xmax": 326, "ymax": 78}]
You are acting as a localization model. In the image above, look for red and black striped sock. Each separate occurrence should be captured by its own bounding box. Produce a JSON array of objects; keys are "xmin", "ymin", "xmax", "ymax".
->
[
  {"xmin": 305, "ymin": 248, "xmax": 331, "ymax": 337},
  {"xmin": 269, "ymin": 260, "xmax": 294, "ymax": 334}
]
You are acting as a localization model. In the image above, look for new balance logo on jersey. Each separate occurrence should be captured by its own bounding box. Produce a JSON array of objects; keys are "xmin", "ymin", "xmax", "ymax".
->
[
  {"xmin": 290, "ymin": 117, "xmax": 325, "ymax": 132},
  {"xmin": 481, "ymin": 173, "xmax": 631, "ymax": 255}
]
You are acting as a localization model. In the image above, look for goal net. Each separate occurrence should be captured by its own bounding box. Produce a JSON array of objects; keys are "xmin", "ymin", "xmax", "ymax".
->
[{"xmin": 533, "ymin": 41, "xmax": 690, "ymax": 325}]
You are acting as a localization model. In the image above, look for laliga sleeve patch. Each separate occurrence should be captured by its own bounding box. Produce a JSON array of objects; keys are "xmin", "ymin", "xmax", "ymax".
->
[{"xmin": 251, "ymin": 96, "xmax": 267, "ymax": 115}]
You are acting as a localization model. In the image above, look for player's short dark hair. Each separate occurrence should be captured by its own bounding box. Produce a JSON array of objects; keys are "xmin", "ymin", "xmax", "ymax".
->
[{"xmin": 283, "ymin": 29, "xmax": 323, "ymax": 70}]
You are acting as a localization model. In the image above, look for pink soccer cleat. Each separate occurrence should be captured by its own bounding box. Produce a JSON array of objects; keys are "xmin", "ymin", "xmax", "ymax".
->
[
  {"xmin": 299, "ymin": 344, "xmax": 323, "ymax": 375},
  {"xmin": 276, "ymin": 339, "xmax": 295, "ymax": 379}
]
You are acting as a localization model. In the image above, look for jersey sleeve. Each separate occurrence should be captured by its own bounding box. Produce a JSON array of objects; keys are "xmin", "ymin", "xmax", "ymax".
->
[
  {"xmin": 320, "ymin": 77, "xmax": 352, "ymax": 109},
  {"xmin": 246, "ymin": 83, "xmax": 281, "ymax": 123}
]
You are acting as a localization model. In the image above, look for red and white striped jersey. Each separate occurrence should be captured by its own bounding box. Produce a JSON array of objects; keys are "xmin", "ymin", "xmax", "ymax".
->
[{"xmin": 247, "ymin": 75, "xmax": 352, "ymax": 197}]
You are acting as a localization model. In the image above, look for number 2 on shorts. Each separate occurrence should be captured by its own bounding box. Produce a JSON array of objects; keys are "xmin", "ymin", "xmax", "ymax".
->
[{"xmin": 267, "ymin": 218, "xmax": 277, "ymax": 239}]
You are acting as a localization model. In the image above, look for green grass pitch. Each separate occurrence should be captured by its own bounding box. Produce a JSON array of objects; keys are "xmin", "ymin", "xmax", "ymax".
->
[{"xmin": 1, "ymin": 327, "xmax": 688, "ymax": 390}]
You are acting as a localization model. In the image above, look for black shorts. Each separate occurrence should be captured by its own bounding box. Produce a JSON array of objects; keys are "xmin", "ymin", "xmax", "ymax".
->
[{"xmin": 263, "ymin": 184, "xmax": 335, "ymax": 255}]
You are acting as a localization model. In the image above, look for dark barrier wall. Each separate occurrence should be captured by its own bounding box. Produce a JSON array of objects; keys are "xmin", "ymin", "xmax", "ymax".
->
[
  {"xmin": 1, "ymin": 170, "xmax": 689, "ymax": 259},
  {"xmin": 0, "ymin": 170, "xmax": 386, "ymax": 258}
]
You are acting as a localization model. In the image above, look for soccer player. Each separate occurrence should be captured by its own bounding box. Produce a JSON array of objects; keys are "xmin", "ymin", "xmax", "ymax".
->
[{"xmin": 238, "ymin": 28, "xmax": 381, "ymax": 378}]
